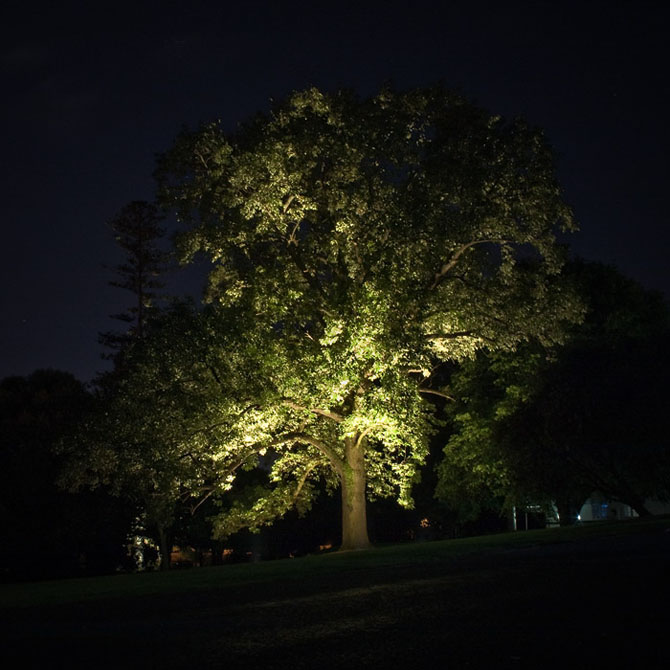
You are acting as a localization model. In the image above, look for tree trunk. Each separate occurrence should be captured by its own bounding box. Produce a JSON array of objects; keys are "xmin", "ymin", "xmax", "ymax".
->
[
  {"xmin": 158, "ymin": 525, "xmax": 171, "ymax": 571},
  {"xmin": 556, "ymin": 498, "xmax": 579, "ymax": 526},
  {"xmin": 604, "ymin": 483, "xmax": 652, "ymax": 518},
  {"xmin": 339, "ymin": 437, "xmax": 372, "ymax": 551},
  {"xmin": 625, "ymin": 494, "xmax": 652, "ymax": 518}
]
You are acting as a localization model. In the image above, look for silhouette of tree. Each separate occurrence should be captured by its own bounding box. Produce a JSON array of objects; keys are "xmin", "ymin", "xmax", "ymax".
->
[
  {"xmin": 99, "ymin": 200, "xmax": 168, "ymax": 352},
  {"xmin": 436, "ymin": 261, "xmax": 670, "ymax": 522}
]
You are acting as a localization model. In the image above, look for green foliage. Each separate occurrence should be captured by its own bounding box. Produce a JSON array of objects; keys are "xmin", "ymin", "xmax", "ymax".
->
[
  {"xmin": 63, "ymin": 303, "xmax": 233, "ymax": 542},
  {"xmin": 436, "ymin": 261, "xmax": 670, "ymax": 521},
  {"xmin": 109, "ymin": 85, "xmax": 579, "ymax": 547}
]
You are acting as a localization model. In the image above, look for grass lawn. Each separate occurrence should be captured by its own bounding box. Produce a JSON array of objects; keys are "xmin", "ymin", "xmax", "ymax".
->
[{"xmin": 3, "ymin": 517, "xmax": 669, "ymax": 668}]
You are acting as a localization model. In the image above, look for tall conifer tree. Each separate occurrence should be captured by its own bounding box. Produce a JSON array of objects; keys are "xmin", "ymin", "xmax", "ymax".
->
[{"xmin": 100, "ymin": 200, "xmax": 168, "ymax": 352}]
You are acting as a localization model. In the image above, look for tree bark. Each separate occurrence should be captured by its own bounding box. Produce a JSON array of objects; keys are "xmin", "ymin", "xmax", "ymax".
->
[
  {"xmin": 556, "ymin": 498, "xmax": 579, "ymax": 526},
  {"xmin": 624, "ymin": 495, "xmax": 652, "ymax": 518},
  {"xmin": 339, "ymin": 437, "xmax": 372, "ymax": 551},
  {"xmin": 158, "ymin": 525, "xmax": 171, "ymax": 571}
]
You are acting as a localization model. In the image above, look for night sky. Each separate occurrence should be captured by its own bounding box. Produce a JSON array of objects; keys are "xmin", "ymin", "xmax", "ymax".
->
[{"xmin": 2, "ymin": 1, "xmax": 668, "ymax": 383}]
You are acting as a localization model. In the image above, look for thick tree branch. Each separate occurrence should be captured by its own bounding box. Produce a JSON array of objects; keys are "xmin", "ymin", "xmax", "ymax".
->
[
  {"xmin": 418, "ymin": 388, "xmax": 456, "ymax": 402},
  {"xmin": 194, "ymin": 149, "xmax": 209, "ymax": 170},
  {"xmin": 291, "ymin": 464, "xmax": 315, "ymax": 505},
  {"xmin": 282, "ymin": 400, "xmax": 344, "ymax": 423},
  {"xmin": 354, "ymin": 427, "xmax": 374, "ymax": 451},
  {"xmin": 424, "ymin": 331, "xmax": 475, "ymax": 340},
  {"xmin": 190, "ymin": 488, "xmax": 216, "ymax": 515},
  {"xmin": 288, "ymin": 219, "xmax": 301, "ymax": 245},
  {"xmin": 282, "ymin": 194, "xmax": 296, "ymax": 215},
  {"xmin": 430, "ymin": 239, "xmax": 508, "ymax": 290},
  {"xmin": 270, "ymin": 432, "xmax": 344, "ymax": 475}
]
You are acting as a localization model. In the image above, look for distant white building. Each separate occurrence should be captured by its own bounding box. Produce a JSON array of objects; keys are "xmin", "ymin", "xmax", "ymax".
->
[{"xmin": 578, "ymin": 491, "xmax": 670, "ymax": 521}]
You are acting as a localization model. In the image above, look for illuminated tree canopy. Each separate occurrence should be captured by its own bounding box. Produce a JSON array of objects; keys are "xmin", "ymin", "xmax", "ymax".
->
[{"xmin": 139, "ymin": 85, "xmax": 580, "ymax": 550}]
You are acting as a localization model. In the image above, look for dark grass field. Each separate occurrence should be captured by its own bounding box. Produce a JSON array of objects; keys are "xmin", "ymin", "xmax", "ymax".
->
[{"xmin": 2, "ymin": 517, "xmax": 669, "ymax": 668}]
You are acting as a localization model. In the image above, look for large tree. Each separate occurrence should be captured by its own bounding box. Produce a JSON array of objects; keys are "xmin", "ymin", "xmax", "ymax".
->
[
  {"xmin": 148, "ymin": 86, "xmax": 579, "ymax": 550},
  {"xmin": 436, "ymin": 261, "xmax": 670, "ymax": 523},
  {"xmin": 63, "ymin": 302, "xmax": 227, "ymax": 570},
  {"xmin": 91, "ymin": 200, "xmax": 175, "ymax": 565}
]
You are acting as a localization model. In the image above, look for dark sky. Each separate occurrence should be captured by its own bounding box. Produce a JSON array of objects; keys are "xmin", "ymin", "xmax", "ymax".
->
[{"xmin": 1, "ymin": 1, "xmax": 668, "ymax": 383}]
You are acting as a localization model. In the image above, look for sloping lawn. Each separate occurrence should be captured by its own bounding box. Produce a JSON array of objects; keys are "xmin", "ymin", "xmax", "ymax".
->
[{"xmin": 3, "ymin": 517, "xmax": 669, "ymax": 668}]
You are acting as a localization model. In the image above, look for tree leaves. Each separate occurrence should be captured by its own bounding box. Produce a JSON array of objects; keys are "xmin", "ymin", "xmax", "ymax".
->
[{"xmin": 145, "ymin": 85, "xmax": 582, "ymax": 541}]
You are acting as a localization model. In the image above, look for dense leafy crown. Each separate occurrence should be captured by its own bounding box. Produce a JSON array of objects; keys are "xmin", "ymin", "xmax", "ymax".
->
[
  {"xmin": 134, "ymin": 86, "xmax": 580, "ymax": 536},
  {"xmin": 436, "ymin": 261, "xmax": 670, "ymax": 521}
]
